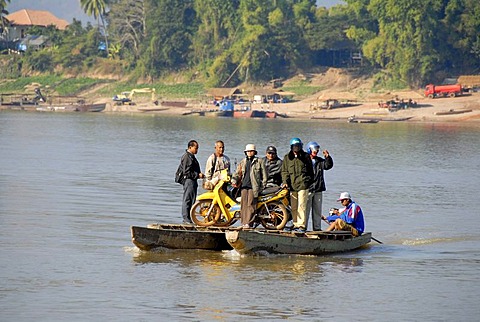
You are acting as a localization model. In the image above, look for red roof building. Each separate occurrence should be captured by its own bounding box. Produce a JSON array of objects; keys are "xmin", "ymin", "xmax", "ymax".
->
[{"xmin": 5, "ymin": 9, "xmax": 69, "ymax": 42}]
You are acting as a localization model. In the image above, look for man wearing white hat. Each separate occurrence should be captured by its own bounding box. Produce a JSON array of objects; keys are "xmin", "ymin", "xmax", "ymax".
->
[
  {"xmin": 322, "ymin": 192, "xmax": 365, "ymax": 236},
  {"xmin": 232, "ymin": 144, "xmax": 267, "ymax": 228}
]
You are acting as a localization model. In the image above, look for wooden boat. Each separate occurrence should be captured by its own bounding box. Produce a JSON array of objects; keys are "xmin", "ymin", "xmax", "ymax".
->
[
  {"xmin": 137, "ymin": 106, "xmax": 170, "ymax": 112},
  {"xmin": 434, "ymin": 109, "xmax": 472, "ymax": 116},
  {"xmin": 160, "ymin": 101, "xmax": 188, "ymax": 108},
  {"xmin": 225, "ymin": 229, "xmax": 372, "ymax": 255},
  {"xmin": 131, "ymin": 223, "xmax": 232, "ymax": 251},
  {"xmin": 35, "ymin": 103, "xmax": 106, "ymax": 112},
  {"xmin": 348, "ymin": 116, "xmax": 379, "ymax": 123}
]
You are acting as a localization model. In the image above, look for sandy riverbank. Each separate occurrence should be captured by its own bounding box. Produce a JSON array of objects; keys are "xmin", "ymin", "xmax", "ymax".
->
[{"xmin": 103, "ymin": 91, "xmax": 480, "ymax": 124}]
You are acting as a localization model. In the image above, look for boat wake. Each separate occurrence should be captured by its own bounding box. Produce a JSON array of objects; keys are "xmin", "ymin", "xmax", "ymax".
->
[{"xmin": 401, "ymin": 236, "xmax": 479, "ymax": 246}]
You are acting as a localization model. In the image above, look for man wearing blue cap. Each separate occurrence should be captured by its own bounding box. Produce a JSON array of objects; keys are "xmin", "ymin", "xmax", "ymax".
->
[{"xmin": 281, "ymin": 138, "xmax": 313, "ymax": 233}]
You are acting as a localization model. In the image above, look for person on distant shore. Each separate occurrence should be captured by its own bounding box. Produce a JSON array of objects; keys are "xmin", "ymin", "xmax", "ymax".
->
[
  {"xmin": 281, "ymin": 138, "xmax": 313, "ymax": 233},
  {"xmin": 323, "ymin": 192, "xmax": 364, "ymax": 236},
  {"xmin": 262, "ymin": 145, "xmax": 283, "ymax": 188},
  {"xmin": 204, "ymin": 140, "xmax": 231, "ymax": 190},
  {"xmin": 232, "ymin": 144, "xmax": 267, "ymax": 228},
  {"xmin": 178, "ymin": 140, "xmax": 204, "ymax": 224},
  {"xmin": 305, "ymin": 141, "xmax": 333, "ymax": 231}
]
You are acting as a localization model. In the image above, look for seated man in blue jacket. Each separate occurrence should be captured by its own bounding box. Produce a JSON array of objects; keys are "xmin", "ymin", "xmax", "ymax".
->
[{"xmin": 322, "ymin": 192, "xmax": 364, "ymax": 236}]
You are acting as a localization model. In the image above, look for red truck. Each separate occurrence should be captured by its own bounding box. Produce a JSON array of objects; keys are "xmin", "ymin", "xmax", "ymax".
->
[{"xmin": 424, "ymin": 84, "xmax": 463, "ymax": 98}]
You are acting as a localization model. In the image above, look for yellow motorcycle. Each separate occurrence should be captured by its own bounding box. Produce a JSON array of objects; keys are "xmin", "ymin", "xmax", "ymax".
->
[{"xmin": 190, "ymin": 170, "xmax": 290, "ymax": 229}]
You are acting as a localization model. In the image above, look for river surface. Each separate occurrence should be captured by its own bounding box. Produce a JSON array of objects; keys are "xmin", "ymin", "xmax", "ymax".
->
[{"xmin": 1, "ymin": 111, "xmax": 479, "ymax": 321}]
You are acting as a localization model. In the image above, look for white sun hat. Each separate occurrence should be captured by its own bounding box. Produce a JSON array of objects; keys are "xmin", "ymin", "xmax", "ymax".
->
[
  {"xmin": 244, "ymin": 144, "xmax": 256, "ymax": 152},
  {"xmin": 337, "ymin": 192, "xmax": 352, "ymax": 201}
]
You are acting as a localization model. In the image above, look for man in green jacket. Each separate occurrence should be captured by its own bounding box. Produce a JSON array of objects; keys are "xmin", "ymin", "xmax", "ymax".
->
[{"xmin": 281, "ymin": 138, "xmax": 314, "ymax": 233}]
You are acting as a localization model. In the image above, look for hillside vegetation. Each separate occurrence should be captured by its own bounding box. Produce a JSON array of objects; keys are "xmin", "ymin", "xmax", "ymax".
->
[{"xmin": 1, "ymin": 0, "xmax": 479, "ymax": 92}]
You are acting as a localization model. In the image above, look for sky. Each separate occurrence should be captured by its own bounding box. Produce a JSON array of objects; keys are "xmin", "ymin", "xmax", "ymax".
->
[{"xmin": 7, "ymin": 0, "xmax": 344, "ymax": 25}]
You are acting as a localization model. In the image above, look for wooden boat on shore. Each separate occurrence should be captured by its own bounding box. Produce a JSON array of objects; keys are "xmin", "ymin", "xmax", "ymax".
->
[
  {"xmin": 225, "ymin": 229, "xmax": 372, "ymax": 255},
  {"xmin": 136, "ymin": 106, "xmax": 170, "ymax": 112},
  {"xmin": 348, "ymin": 116, "xmax": 379, "ymax": 123},
  {"xmin": 35, "ymin": 103, "xmax": 106, "ymax": 112},
  {"xmin": 434, "ymin": 109, "xmax": 472, "ymax": 116},
  {"xmin": 131, "ymin": 223, "xmax": 232, "ymax": 251}
]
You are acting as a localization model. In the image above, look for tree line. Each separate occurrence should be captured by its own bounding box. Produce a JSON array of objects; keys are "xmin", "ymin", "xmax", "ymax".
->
[{"xmin": 2, "ymin": 0, "xmax": 479, "ymax": 88}]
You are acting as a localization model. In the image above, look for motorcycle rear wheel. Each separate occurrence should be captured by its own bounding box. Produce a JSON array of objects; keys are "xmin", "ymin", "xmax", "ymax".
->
[
  {"xmin": 258, "ymin": 201, "xmax": 289, "ymax": 230},
  {"xmin": 190, "ymin": 200, "xmax": 221, "ymax": 226}
]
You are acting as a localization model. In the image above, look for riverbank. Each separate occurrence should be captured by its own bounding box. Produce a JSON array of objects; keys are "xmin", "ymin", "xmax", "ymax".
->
[{"xmin": 101, "ymin": 91, "xmax": 480, "ymax": 124}]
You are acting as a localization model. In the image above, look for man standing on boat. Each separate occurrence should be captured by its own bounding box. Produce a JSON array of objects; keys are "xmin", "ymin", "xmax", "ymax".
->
[
  {"xmin": 204, "ymin": 140, "xmax": 231, "ymax": 190},
  {"xmin": 306, "ymin": 141, "xmax": 333, "ymax": 231},
  {"xmin": 232, "ymin": 144, "xmax": 267, "ymax": 229},
  {"xmin": 262, "ymin": 145, "xmax": 283, "ymax": 187},
  {"xmin": 323, "ymin": 192, "xmax": 364, "ymax": 236},
  {"xmin": 179, "ymin": 140, "xmax": 204, "ymax": 224},
  {"xmin": 281, "ymin": 138, "xmax": 314, "ymax": 233}
]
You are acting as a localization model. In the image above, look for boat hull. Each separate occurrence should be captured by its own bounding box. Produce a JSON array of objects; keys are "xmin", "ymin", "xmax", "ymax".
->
[
  {"xmin": 131, "ymin": 224, "xmax": 232, "ymax": 251},
  {"xmin": 225, "ymin": 230, "xmax": 371, "ymax": 255}
]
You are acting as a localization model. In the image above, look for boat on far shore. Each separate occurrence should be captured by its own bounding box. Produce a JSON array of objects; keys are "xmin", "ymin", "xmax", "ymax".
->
[
  {"xmin": 35, "ymin": 103, "xmax": 106, "ymax": 112},
  {"xmin": 1, "ymin": 91, "xmax": 106, "ymax": 112},
  {"xmin": 434, "ymin": 109, "xmax": 472, "ymax": 116},
  {"xmin": 348, "ymin": 116, "xmax": 379, "ymax": 123}
]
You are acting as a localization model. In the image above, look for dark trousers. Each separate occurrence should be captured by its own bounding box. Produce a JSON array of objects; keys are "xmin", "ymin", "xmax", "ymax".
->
[
  {"xmin": 240, "ymin": 188, "xmax": 257, "ymax": 226},
  {"xmin": 182, "ymin": 179, "xmax": 197, "ymax": 223}
]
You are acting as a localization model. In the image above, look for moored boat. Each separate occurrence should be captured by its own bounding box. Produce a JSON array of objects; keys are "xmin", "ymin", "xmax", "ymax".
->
[
  {"xmin": 434, "ymin": 109, "xmax": 472, "ymax": 115},
  {"xmin": 131, "ymin": 223, "xmax": 232, "ymax": 251},
  {"xmin": 35, "ymin": 103, "xmax": 106, "ymax": 112},
  {"xmin": 348, "ymin": 116, "xmax": 379, "ymax": 123},
  {"xmin": 225, "ymin": 229, "xmax": 372, "ymax": 255}
]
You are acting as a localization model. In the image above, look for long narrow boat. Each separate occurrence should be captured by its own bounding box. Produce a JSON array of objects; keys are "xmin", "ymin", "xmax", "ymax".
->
[
  {"xmin": 225, "ymin": 229, "xmax": 372, "ymax": 255},
  {"xmin": 131, "ymin": 223, "xmax": 232, "ymax": 251}
]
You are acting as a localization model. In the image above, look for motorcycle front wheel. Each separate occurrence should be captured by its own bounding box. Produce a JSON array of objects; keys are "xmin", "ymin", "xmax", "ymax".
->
[
  {"xmin": 190, "ymin": 200, "xmax": 221, "ymax": 226},
  {"xmin": 258, "ymin": 201, "xmax": 289, "ymax": 230}
]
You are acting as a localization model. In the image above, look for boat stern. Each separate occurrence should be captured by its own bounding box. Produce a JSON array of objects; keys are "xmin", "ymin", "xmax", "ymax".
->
[{"xmin": 225, "ymin": 230, "xmax": 247, "ymax": 253}]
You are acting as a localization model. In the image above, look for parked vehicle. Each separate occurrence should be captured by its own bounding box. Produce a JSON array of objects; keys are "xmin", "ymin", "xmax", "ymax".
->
[
  {"xmin": 190, "ymin": 170, "xmax": 290, "ymax": 230},
  {"xmin": 424, "ymin": 84, "xmax": 463, "ymax": 98},
  {"xmin": 112, "ymin": 88, "xmax": 158, "ymax": 105}
]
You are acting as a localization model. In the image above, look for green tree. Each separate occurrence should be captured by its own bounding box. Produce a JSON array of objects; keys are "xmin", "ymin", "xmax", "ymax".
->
[
  {"xmin": 80, "ymin": 0, "xmax": 109, "ymax": 56},
  {"xmin": 191, "ymin": 0, "xmax": 240, "ymax": 66},
  {"xmin": 443, "ymin": 0, "xmax": 480, "ymax": 70},
  {"xmin": 108, "ymin": 0, "xmax": 147, "ymax": 62},
  {"xmin": 138, "ymin": 0, "xmax": 195, "ymax": 81},
  {"xmin": 346, "ymin": 0, "xmax": 446, "ymax": 86}
]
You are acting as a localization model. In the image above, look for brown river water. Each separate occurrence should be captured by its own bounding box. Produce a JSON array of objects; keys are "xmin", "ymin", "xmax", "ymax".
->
[{"xmin": 1, "ymin": 111, "xmax": 479, "ymax": 321}]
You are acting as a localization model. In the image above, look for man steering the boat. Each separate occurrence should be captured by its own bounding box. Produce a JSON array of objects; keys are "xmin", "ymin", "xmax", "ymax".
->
[{"xmin": 322, "ymin": 192, "xmax": 364, "ymax": 236}]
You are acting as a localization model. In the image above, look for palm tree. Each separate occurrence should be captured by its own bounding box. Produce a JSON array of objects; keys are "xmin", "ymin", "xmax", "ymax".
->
[
  {"xmin": 1, "ymin": 0, "xmax": 11, "ymax": 37},
  {"xmin": 80, "ymin": 0, "xmax": 109, "ymax": 54}
]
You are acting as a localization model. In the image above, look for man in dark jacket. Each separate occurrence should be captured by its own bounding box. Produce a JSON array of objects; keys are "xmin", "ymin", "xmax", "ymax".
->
[
  {"xmin": 281, "ymin": 138, "xmax": 313, "ymax": 233},
  {"xmin": 179, "ymin": 140, "xmax": 204, "ymax": 224},
  {"xmin": 305, "ymin": 141, "xmax": 333, "ymax": 231},
  {"xmin": 262, "ymin": 145, "xmax": 283, "ymax": 187}
]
